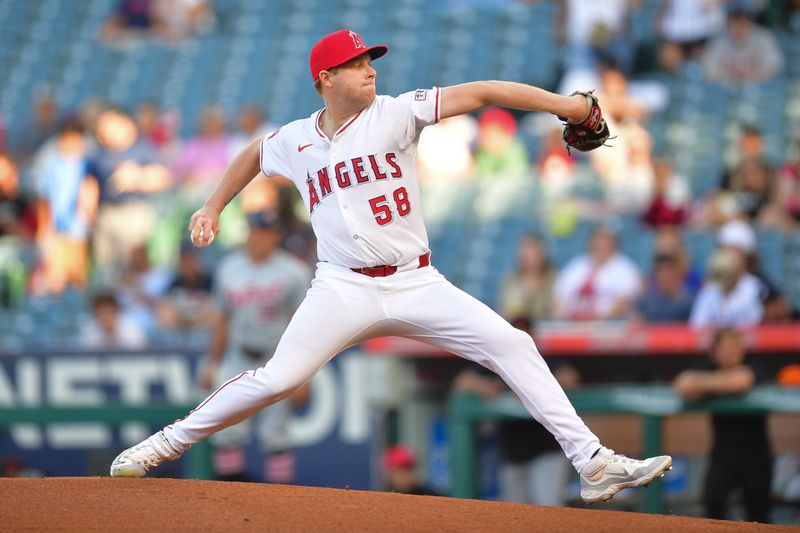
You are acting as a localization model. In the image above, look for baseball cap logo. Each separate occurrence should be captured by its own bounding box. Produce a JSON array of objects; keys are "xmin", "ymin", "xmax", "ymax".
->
[{"xmin": 349, "ymin": 31, "xmax": 366, "ymax": 49}]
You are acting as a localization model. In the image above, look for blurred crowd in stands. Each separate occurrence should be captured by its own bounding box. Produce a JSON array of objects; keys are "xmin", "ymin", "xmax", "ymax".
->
[
  {"xmin": 0, "ymin": 0, "xmax": 799, "ymax": 521},
  {"xmin": 421, "ymin": 0, "xmax": 800, "ymax": 331},
  {"xmin": 0, "ymin": 0, "xmax": 799, "ymax": 351},
  {"xmin": 0, "ymin": 92, "xmax": 315, "ymax": 348},
  {"xmin": 99, "ymin": 0, "xmax": 217, "ymax": 46},
  {"xmin": 500, "ymin": 217, "xmax": 797, "ymax": 329}
]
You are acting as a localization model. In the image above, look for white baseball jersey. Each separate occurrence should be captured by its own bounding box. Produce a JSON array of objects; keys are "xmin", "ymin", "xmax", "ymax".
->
[{"xmin": 259, "ymin": 87, "xmax": 441, "ymax": 268}]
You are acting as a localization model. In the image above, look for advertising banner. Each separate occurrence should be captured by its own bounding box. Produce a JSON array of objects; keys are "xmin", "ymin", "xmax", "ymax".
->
[{"xmin": 0, "ymin": 350, "xmax": 372, "ymax": 488}]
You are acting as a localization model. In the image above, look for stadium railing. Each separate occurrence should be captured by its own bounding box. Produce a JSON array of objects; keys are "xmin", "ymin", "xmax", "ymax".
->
[{"xmin": 448, "ymin": 385, "xmax": 800, "ymax": 514}]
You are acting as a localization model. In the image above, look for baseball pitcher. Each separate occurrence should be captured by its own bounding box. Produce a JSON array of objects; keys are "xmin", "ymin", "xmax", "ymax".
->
[{"xmin": 111, "ymin": 29, "xmax": 668, "ymax": 504}]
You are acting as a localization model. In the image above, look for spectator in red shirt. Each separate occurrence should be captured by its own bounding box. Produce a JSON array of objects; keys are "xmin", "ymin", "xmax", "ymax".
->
[
  {"xmin": 776, "ymin": 135, "xmax": 800, "ymax": 226},
  {"xmin": 0, "ymin": 154, "xmax": 35, "ymax": 240},
  {"xmin": 642, "ymin": 157, "xmax": 690, "ymax": 227}
]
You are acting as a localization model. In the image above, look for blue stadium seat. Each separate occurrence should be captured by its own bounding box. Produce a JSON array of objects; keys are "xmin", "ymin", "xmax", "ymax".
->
[
  {"xmin": 682, "ymin": 230, "xmax": 716, "ymax": 274},
  {"xmin": 755, "ymin": 229, "xmax": 785, "ymax": 289}
]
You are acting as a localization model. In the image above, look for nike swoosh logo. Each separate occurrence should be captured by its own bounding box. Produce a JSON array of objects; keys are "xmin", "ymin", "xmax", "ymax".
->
[
  {"xmin": 598, "ymin": 473, "xmax": 637, "ymax": 482},
  {"xmin": 593, "ymin": 469, "xmax": 659, "ymax": 485},
  {"xmin": 298, "ymin": 144, "xmax": 313, "ymax": 152}
]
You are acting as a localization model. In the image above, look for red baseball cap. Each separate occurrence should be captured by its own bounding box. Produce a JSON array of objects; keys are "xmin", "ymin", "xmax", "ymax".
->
[
  {"xmin": 309, "ymin": 29, "xmax": 388, "ymax": 81},
  {"xmin": 383, "ymin": 444, "xmax": 416, "ymax": 470},
  {"xmin": 479, "ymin": 108, "xmax": 517, "ymax": 136}
]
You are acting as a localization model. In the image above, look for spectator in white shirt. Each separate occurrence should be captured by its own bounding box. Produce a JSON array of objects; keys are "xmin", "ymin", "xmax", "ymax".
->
[
  {"xmin": 716, "ymin": 219, "xmax": 793, "ymax": 322},
  {"xmin": 689, "ymin": 249, "xmax": 764, "ymax": 329},
  {"xmin": 554, "ymin": 226, "xmax": 643, "ymax": 320},
  {"xmin": 80, "ymin": 290, "xmax": 148, "ymax": 349},
  {"xmin": 702, "ymin": 8, "xmax": 784, "ymax": 85},
  {"xmin": 417, "ymin": 114, "xmax": 477, "ymax": 186},
  {"xmin": 657, "ymin": 0, "xmax": 726, "ymax": 72}
]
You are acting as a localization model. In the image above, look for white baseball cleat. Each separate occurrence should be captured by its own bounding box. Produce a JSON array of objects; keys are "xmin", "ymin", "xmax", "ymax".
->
[
  {"xmin": 579, "ymin": 447, "xmax": 672, "ymax": 504},
  {"xmin": 110, "ymin": 431, "xmax": 183, "ymax": 478}
]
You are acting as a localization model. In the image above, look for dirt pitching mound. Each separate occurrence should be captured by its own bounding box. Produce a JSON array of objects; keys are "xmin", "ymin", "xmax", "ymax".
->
[{"xmin": 0, "ymin": 478, "xmax": 792, "ymax": 532}]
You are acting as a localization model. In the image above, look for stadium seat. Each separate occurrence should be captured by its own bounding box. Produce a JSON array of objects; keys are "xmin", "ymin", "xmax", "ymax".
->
[
  {"xmin": 681, "ymin": 230, "xmax": 716, "ymax": 274},
  {"xmin": 755, "ymin": 229, "xmax": 786, "ymax": 289}
]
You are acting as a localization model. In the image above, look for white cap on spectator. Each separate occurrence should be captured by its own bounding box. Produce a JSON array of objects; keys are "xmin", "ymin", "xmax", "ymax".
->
[{"xmin": 718, "ymin": 219, "xmax": 756, "ymax": 253}]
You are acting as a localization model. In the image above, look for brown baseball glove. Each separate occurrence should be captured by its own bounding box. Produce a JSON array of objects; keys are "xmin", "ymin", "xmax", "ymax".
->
[{"xmin": 559, "ymin": 90, "xmax": 612, "ymax": 153}]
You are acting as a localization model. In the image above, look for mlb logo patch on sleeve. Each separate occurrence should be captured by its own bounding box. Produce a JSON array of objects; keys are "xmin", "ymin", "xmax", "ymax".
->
[{"xmin": 415, "ymin": 89, "xmax": 428, "ymax": 101}]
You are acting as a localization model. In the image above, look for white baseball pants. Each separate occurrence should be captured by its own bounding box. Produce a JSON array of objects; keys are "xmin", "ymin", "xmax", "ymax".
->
[
  {"xmin": 209, "ymin": 349, "xmax": 291, "ymax": 453},
  {"xmin": 164, "ymin": 262, "xmax": 601, "ymax": 473}
]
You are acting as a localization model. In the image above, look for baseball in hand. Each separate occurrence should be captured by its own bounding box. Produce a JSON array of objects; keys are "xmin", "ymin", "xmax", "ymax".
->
[{"xmin": 197, "ymin": 227, "xmax": 215, "ymax": 247}]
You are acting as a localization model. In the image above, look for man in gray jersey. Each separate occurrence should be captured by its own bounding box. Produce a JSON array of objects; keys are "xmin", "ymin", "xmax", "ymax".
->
[{"xmin": 200, "ymin": 207, "xmax": 311, "ymax": 482}]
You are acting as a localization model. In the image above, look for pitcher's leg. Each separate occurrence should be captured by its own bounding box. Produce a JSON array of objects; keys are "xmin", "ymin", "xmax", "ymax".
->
[
  {"xmin": 164, "ymin": 277, "xmax": 381, "ymax": 450},
  {"xmin": 386, "ymin": 272, "xmax": 600, "ymax": 472}
]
